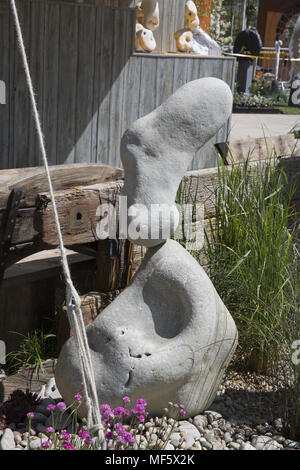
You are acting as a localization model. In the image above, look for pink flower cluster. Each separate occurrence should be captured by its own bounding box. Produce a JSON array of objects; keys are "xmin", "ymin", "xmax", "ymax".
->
[
  {"xmin": 132, "ymin": 398, "xmax": 148, "ymax": 423},
  {"xmin": 78, "ymin": 428, "xmax": 92, "ymax": 446},
  {"xmin": 99, "ymin": 396, "xmax": 151, "ymax": 448},
  {"xmin": 47, "ymin": 401, "xmax": 67, "ymax": 412}
]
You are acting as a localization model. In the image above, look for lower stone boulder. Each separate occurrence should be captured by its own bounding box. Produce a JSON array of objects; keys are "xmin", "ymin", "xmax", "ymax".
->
[{"xmin": 55, "ymin": 239, "xmax": 238, "ymax": 418}]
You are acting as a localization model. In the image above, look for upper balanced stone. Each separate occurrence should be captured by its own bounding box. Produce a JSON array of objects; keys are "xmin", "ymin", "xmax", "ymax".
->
[
  {"xmin": 121, "ymin": 77, "xmax": 232, "ymax": 247},
  {"xmin": 55, "ymin": 240, "xmax": 238, "ymax": 418}
]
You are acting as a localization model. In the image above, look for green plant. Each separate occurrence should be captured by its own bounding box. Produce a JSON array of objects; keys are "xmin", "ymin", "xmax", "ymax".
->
[
  {"xmin": 194, "ymin": 0, "xmax": 232, "ymax": 46},
  {"xmin": 251, "ymin": 75, "xmax": 287, "ymax": 103},
  {"xmin": 0, "ymin": 389, "xmax": 40, "ymax": 430},
  {"xmin": 289, "ymin": 122, "xmax": 300, "ymax": 139},
  {"xmin": 201, "ymin": 155, "xmax": 299, "ymax": 373},
  {"xmin": 5, "ymin": 329, "xmax": 56, "ymax": 376}
]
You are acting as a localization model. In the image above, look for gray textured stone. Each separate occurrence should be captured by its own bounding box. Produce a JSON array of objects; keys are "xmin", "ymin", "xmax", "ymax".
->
[
  {"xmin": 193, "ymin": 415, "xmax": 208, "ymax": 431},
  {"xmin": 240, "ymin": 441, "xmax": 256, "ymax": 450},
  {"xmin": 229, "ymin": 441, "xmax": 240, "ymax": 450},
  {"xmin": 170, "ymin": 432, "xmax": 182, "ymax": 447},
  {"xmin": 179, "ymin": 422, "xmax": 200, "ymax": 449},
  {"xmin": 0, "ymin": 428, "xmax": 16, "ymax": 450},
  {"xmin": 56, "ymin": 239, "xmax": 237, "ymax": 418},
  {"xmin": 120, "ymin": 77, "xmax": 233, "ymax": 247},
  {"xmin": 29, "ymin": 437, "xmax": 48, "ymax": 450},
  {"xmin": 251, "ymin": 435, "xmax": 281, "ymax": 450}
]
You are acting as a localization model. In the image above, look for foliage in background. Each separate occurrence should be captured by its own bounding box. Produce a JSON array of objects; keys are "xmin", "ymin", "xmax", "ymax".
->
[
  {"xmin": 5, "ymin": 329, "xmax": 57, "ymax": 376},
  {"xmin": 195, "ymin": 1, "xmax": 260, "ymax": 45},
  {"xmin": 210, "ymin": 0, "xmax": 232, "ymax": 47},
  {"xmin": 194, "ymin": 0, "xmax": 232, "ymax": 46},
  {"xmin": 251, "ymin": 73, "xmax": 287, "ymax": 103},
  {"xmin": 199, "ymin": 156, "xmax": 299, "ymax": 373},
  {"xmin": 290, "ymin": 122, "xmax": 300, "ymax": 139},
  {"xmin": 233, "ymin": 92, "xmax": 273, "ymax": 108}
]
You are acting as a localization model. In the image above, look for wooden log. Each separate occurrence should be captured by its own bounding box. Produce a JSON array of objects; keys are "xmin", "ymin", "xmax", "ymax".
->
[
  {"xmin": 0, "ymin": 163, "xmax": 124, "ymax": 210},
  {"xmin": 0, "ymin": 360, "xmax": 56, "ymax": 403},
  {"xmin": 216, "ymin": 134, "xmax": 297, "ymax": 165},
  {"xmin": 35, "ymin": 181, "xmax": 123, "ymax": 246},
  {"xmin": 96, "ymin": 239, "xmax": 133, "ymax": 292}
]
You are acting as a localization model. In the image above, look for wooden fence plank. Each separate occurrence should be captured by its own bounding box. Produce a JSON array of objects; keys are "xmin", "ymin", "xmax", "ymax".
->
[
  {"xmin": 0, "ymin": 7, "xmax": 10, "ymax": 170},
  {"xmin": 74, "ymin": 4, "xmax": 96, "ymax": 163},
  {"xmin": 96, "ymin": 6, "xmax": 114, "ymax": 165},
  {"xmin": 43, "ymin": 1, "xmax": 60, "ymax": 165},
  {"xmin": 13, "ymin": 0, "xmax": 30, "ymax": 168},
  {"xmin": 28, "ymin": 0, "xmax": 45, "ymax": 167},
  {"xmin": 56, "ymin": 2, "xmax": 78, "ymax": 164}
]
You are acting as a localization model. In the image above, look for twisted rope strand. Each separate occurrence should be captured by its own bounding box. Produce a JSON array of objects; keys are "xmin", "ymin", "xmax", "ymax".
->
[{"xmin": 10, "ymin": 0, "xmax": 105, "ymax": 448}]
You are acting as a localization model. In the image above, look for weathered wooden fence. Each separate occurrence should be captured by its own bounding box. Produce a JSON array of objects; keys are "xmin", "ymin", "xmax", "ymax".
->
[{"xmin": 0, "ymin": 0, "xmax": 235, "ymax": 171}]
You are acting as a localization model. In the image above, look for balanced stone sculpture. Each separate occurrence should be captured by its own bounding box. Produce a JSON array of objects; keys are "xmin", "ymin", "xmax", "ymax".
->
[
  {"xmin": 55, "ymin": 78, "xmax": 238, "ymax": 418},
  {"xmin": 139, "ymin": 0, "xmax": 159, "ymax": 32},
  {"xmin": 135, "ymin": 22, "xmax": 156, "ymax": 52},
  {"xmin": 135, "ymin": 1, "xmax": 159, "ymax": 53},
  {"xmin": 289, "ymin": 16, "xmax": 300, "ymax": 80},
  {"xmin": 174, "ymin": 29, "xmax": 193, "ymax": 53},
  {"xmin": 185, "ymin": 0, "xmax": 200, "ymax": 31},
  {"xmin": 175, "ymin": 1, "xmax": 221, "ymax": 56}
]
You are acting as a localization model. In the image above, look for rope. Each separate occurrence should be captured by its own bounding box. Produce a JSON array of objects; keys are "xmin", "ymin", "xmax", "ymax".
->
[
  {"xmin": 223, "ymin": 51, "xmax": 300, "ymax": 61},
  {"xmin": 9, "ymin": 0, "xmax": 105, "ymax": 449}
]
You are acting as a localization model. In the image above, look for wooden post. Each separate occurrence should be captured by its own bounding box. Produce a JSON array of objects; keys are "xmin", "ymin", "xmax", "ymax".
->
[{"xmin": 96, "ymin": 239, "xmax": 133, "ymax": 293}]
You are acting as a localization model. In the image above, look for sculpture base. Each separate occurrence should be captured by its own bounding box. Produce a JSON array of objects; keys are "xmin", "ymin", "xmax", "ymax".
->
[{"xmin": 55, "ymin": 239, "xmax": 238, "ymax": 418}]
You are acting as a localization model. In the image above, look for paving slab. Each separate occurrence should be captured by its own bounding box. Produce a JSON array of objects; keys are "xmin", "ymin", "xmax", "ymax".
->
[{"xmin": 229, "ymin": 114, "xmax": 300, "ymax": 141}]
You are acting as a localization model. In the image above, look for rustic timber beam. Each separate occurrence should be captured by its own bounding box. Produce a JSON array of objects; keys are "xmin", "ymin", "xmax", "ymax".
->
[{"xmin": 0, "ymin": 163, "xmax": 124, "ymax": 210}]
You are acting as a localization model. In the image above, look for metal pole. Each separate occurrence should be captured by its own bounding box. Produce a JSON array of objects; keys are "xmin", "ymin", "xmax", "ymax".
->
[
  {"xmin": 242, "ymin": 0, "xmax": 247, "ymax": 30},
  {"xmin": 275, "ymin": 39, "xmax": 282, "ymax": 81}
]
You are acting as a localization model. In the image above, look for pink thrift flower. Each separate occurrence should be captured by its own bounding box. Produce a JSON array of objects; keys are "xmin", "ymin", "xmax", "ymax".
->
[
  {"xmin": 47, "ymin": 404, "xmax": 55, "ymax": 411},
  {"xmin": 180, "ymin": 409, "xmax": 186, "ymax": 416},
  {"xmin": 136, "ymin": 398, "xmax": 147, "ymax": 406},
  {"xmin": 100, "ymin": 404, "xmax": 112, "ymax": 418},
  {"xmin": 57, "ymin": 402, "xmax": 67, "ymax": 411},
  {"xmin": 61, "ymin": 431, "xmax": 71, "ymax": 441},
  {"xmin": 113, "ymin": 407, "xmax": 130, "ymax": 418},
  {"xmin": 27, "ymin": 412, "xmax": 34, "ymax": 419},
  {"xmin": 62, "ymin": 441, "xmax": 76, "ymax": 450},
  {"xmin": 123, "ymin": 396, "xmax": 130, "ymax": 403},
  {"xmin": 74, "ymin": 393, "xmax": 82, "ymax": 402},
  {"xmin": 46, "ymin": 427, "xmax": 55, "ymax": 433},
  {"xmin": 41, "ymin": 441, "xmax": 51, "ymax": 448},
  {"xmin": 114, "ymin": 423, "xmax": 127, "ymax": 437},
  {"xmin": 78, "ymin": 429, "xmax": 90, "ymax": 441},
  {"xmin": 137, "ymin": 414, "xmax": 145, "ymax": 423},
  {"xmin": 132, "ymin": 403, "xmax": 145, "ymax": 414}
]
